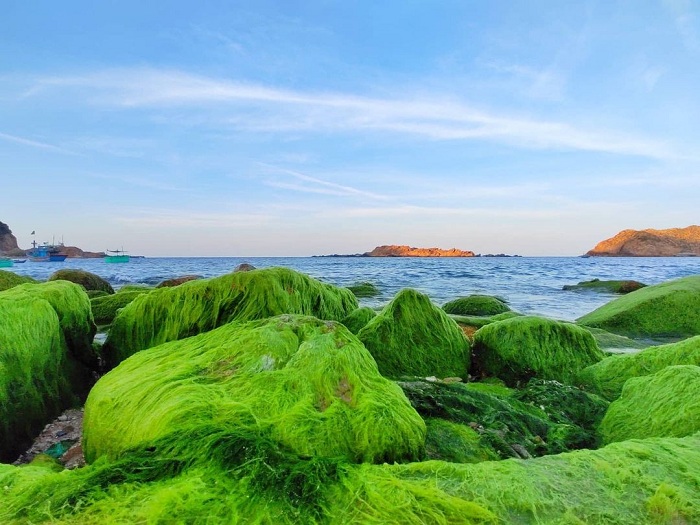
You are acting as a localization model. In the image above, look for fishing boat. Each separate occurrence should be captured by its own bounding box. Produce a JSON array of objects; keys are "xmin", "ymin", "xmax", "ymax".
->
[
  {"xmin": 0, "ymin": 257, "xmax": 13, "ymax": 268},
  {"xmin": 28, "ymin": 241, "xmax": 68, "ymax": 262},
  {"xmin": 12, "ymin": 259, "xmax": 26, "ymax": 263},
  {"xmin": 105, "ymin": 249, "xmax": 130, "ymax": 263}
]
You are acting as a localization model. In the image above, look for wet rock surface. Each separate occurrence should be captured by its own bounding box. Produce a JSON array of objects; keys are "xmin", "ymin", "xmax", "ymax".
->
[{"xmin": 13, "ymin": 408, "xmax": 85, "ymax": 469}]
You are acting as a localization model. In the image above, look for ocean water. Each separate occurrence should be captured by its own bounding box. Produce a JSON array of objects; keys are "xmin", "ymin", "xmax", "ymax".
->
[{"xmin": 8, "ymin": 256, "xmax": 700, "ymax": 321}]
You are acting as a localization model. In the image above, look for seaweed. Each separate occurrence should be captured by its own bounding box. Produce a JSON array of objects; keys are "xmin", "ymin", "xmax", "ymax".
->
[
  {"xmin": 599, "ymin": 365, "xmax": 700, "ymax": 444},
  {"xmin": 340, "ymin": 306, "xmax": 376, "ymax": 334},
  {"xmin": 91, "ymin": 289, "xmax": 150, "ymax": 326},
  {"xmin": 581, "ymin": 326, "xmax": 650, "ymax": 352},
  {"xmin": 563, "ymin": 278, "xmax": 646, "ymax": 294},
  {"xmin": 357, "ymin": 289, "xmax": 470, "ymax": 379},
  {"xmin": 398, "ymin": 378, "xmax": 600, "ymax": 459},
  {"xmin": 102, "ymin": 267, "xmax": 358, "ymax": 368},
  {"xmin": 472, "ymin": 316, "xmax": 604, "ymax": 386},
  {"xmin": 443, "ymin": 295, "xmax": 510, "ymax": 316},
  {"xmin": 346, "ymin": 281, "xmax": 380, "ymax": 298},
  {"xmin": 48, "ymin": 269, "xmax": 115, "ymax": 294},
  {"xmin": 85, "ymin": 315, "xmax": 426, "ymax": 465},
  {"xmin": 0, "ymin": 269, "xmax": 37, "ymax": 292},
  {"xmin": 577, "ymin": 274, "xmax": 700, "ymax": 340},
  {"xmin": 577, "ymin": 335, "xmax": 700, "ymax": 400}
]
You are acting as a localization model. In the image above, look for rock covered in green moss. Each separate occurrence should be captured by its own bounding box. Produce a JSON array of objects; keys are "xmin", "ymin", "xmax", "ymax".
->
[
  {"xmin": 103, "ymin": 267, "xmax": 358, "ymax": 368},
  {"xmin": 357, "ymin": 289, "xmax": 470, "ymax": 379},
  {"xmin": 563, "ymin": 278, "xmax": 646, "ymax": 294},
  {"xmin": 577, "ymin": 274, "xmax": 700, "ymax": 339},
  {"xmin": 581, "ymin": 326, "xmax": 650, "ymax": 353},
  {"xmin": 2, "ymin": 431, "xmax": 700, "ymax": 523},
  {"xmin": 600, "ymin": 365, "xmax": 700, "ymax": 444},
  {"xmin": 472, "ymin": 316, "xmax": 604, "ymax": 386},
  {"xmin": 155, "ymin": 275, "xmax": 201, "ymax": 288},
  {"xmin": 340, "ymin": 306, "xmax": 376, "ymax": 334},
  {"xmin": 48, "ymin": 269, "xmax": 114, "ymax": 294},
  {"xmin": 0, "ymin": 269, "xmax": 37, "ymax": 291},
  {"xmin": 399, "ymin": 377, "xmax": 602, "ymax": 460},
  {"xmin": 0, "ymin": 282, "xmax": 97, "ymax": 462},
  {"xmin": 423, "ymin": 418, "xmax": 500, "ymax": 463},
  {"xmin": 346, "ymin": 281, "xmax": 380, "ymax": 298},
  {"xmin": 91, "ymin": 289, "xmax": 151, "ymax": 326},
  {"xmin": 443, "ymin": 295, "xmax": 510, "ymax": 316},
  {"xmin": 85, "ymin": 315, "xmax": 425, "ymax": 465},
  {"xmin": 577, "ymin": 335, "xmax": 700, "ymax": 400}
]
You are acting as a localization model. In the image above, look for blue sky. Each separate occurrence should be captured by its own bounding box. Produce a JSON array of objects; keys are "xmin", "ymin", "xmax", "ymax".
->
[{"xmin": 1, "ymin": 1, "xmax": 698, "ymax": 256}]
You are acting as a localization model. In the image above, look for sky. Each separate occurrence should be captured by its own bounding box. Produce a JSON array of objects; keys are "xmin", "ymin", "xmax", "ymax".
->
[{"xmin": 1, "ymin": 1, "xmax": 699, "ymax": 256}]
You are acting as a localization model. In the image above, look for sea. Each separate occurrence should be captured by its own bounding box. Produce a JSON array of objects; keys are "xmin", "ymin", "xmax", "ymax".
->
[{"xmin": 8, "ymin": 256, "xmax": 700, "ymax": 321}]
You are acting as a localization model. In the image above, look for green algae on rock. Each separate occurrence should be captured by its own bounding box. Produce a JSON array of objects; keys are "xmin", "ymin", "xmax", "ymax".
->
[
  {"xmin": 346, "ymin": 281, "xmax": 380, "ymax": 298},
  {"xmin": 443, "ymin": 295, "xmax": 510, "ymax": 316},
  {"xmin": 472, "ymin": 316, "xmax": 604, "ymax": 386},
  {"xmin": 581, "ymin": 326, "xmax": 650, "ymax": 353},
  {"xmin": 340, "ymin": 306, "xmax": 376, "ymax": 334},
  {"xmin": 0, "ymin": 282, "xmax": 97, "ymax": 462},
  {"xmin": 399, "ymin": 377, "xmax": 603, "ymax": 460},
  {"xmin": 2, "ymin": 432, "xmax": 699, "ymax": 523},
  {"xmin": 357, "ymin": 289, "xmax": 470, "ymax": 379},
  {"xmin": 577, "ymin": 274, "xmax": 700, "ymax": 340},
  {"xmin": 577, "ymin": 335, "xmax": 700, "ymax": 400},
  {"xmin": 563, "ymin": 278, "xmax": 646, "ymax": 294},
  {"xmin": 85, "ymin": 315, "xmax": 425, "ymax": 465},
  {"xmin": 91, "ymin": 289, "xmax": 151, "ymax": 326},
  {"xmin": 102, "ymin": 267, "xmax": 358, "ymax": 368},
  {"xmin": 599, "ymin": 365, "xmax": 700, "ymax": 444},
  {"xmin": 48, "ymin": 269, "xmax": 115, "ymax": 295},
  {"xmin": 0, "ymin": 269, "xmax": 37, "ymax": 292}
]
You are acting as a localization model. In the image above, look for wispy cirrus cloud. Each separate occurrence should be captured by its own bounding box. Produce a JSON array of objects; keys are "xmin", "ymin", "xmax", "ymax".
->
[
  {"xmin": 23, "ymin": 67, "xmax": 680, "ymax": 160},
  {"xmin": 0, "ymin": 131, "xmax": 78, "ymax": 155}
]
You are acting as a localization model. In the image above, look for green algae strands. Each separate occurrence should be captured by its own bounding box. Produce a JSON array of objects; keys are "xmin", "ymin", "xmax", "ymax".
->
[
  {"xmin": 472, "ymin": 316, "xmax": 605, "ymax": 386},
  {"xmin": 0, "ymin": 269, "xmax": 37, "ymax": 292},
  {"xmin": 85, "ymin": 315, "xmax": 426, "ymax": 465},
  {"xmin": 48, "ymin": 268, "xmax": 115, "ymax": 295},
  {"xmin": 102, "ymin": 267, "xmax": 358, "ymax": 368},
  {"xmin": 90, "ymin": 289, "xmax": 151, "ymax": 326},
  {"xmin": 577, "ymin": 274, "xmax": 700, "ymax": 340},
  {"xmin": 357, "ymin": 289, "xmax": 471, "ymax": 379},
  {"xmin": 599, "ymin": 365, "xmax": 700, "ymax": 444},
  {"xmin": 577, "ymin": 335, "xmax": 700, "ymax": 400},
  {"xmin": 2, "ymin": 433, "xmax": 700, "ymax": 523},
  {"xmin": 442, "ymin": 294, "xmax": 511, "ymax": 316},
  {"xmin": 0, "ymin": 281, "xmax": 97, "ymax": 462}
]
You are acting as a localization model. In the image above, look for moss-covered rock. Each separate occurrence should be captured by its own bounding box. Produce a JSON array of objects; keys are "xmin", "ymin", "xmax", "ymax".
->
[
  {"xmin": 346, "ymin": 281, "xmax": 380, "ymax": 298},
  {"xmin": 155, "ymin": 275, "xmax": 201, "ymax": 288},
  {"xmin": 102, "ymin": 267, "xmax": 358, "ymax": 368},
  {"xmin": 443, "ymin": 295, "xmax": 510, "ymax": 316},
  {"xmin": 472, "ymin": 316, "xmax": 604, "ymax": 386},
  {"xmin": 1, "ymin": 432, "xmax": 700, "ymax": 523},
  {"xmin": 0, "ymin": 282, "xmax": 97, "ymax": 462},
  {"xmin": 85, "ymin": 289, "xmax": 109, "ymax": 299},
  {"xmin": 0, "ymin": 269, "xmax": 37, "ymax": 291},
  {"xmin": 600, "ymin": 365, "xmax": 700, "ymax": 444},
  {"xmin": 48, "ymin": 269, "xmax": 115, "ymax": 294},
  {"xmin": 85, "ymin": 315, "xmax": 425, "ymax": 465},
  {"xmin": 423, "ymin": 418, "xmax": 500, "ymax": 463},
  {"xmin": 340, "ymin": 306, "xmax": 376, "ymax": 334},
  {"xmin": 581, "ymin": 326, "xmax": 650, "ymax": 353},
  {"xmin": 357, "ymin": 289, "xmax": 470, "ymax": 379},
  {"xmin": 91, "ymin": 289, "xmax": 151, "ymax": 326},
  {"xmin": 577, "ymin": 274, "xmax": 700, "ymax": 340},
  {"xmin": 577, "ymin": 335, "xmax": 700, "ymax": 400},
  {"xmin": 399, "ymin": 377, "xmax": 603, "ymax": 460},
  {"xmin": 563, "ymin": 278, "xmax": 646, "ymax": 294}
]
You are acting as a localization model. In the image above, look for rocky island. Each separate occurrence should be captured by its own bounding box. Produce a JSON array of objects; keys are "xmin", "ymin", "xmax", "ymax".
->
[
  {"xmin": 364, "ymin": 245, "xmax": 476, "ymax": 257},
  {"xmin": 0, "ymin": 221, "xmax": 104, "ymax": 258},
  {"xmin": 586, "ymin": 225, "xmax": 700, "ymax": 257}
]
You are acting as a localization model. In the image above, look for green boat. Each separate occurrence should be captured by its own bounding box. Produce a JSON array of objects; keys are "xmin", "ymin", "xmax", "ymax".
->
[
  {"xmin": 0, "ymin": 257, "xmax": 13, "ymax": 268},
  {"xmin": 105, "ymin": 249, "xmax": 130, "ymax": 263}
]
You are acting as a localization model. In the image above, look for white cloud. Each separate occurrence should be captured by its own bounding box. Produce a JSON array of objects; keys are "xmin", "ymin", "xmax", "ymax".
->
[
  {"xmin": 27, "ymin": 68, "xmax": 679, "ymax": 159},
  {"xmin": 0, "ymin": 131, "xmax": 78, "ymax": 155}
]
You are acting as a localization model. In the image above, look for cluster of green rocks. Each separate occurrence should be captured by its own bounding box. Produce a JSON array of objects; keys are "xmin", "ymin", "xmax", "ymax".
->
[{"xmin": 1, "ymin": 267, "xmax": 699, "ymax": 523}]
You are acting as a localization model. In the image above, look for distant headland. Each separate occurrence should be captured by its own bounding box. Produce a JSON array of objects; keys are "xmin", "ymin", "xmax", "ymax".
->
[
  {"xmin": 317, "ymin": 245, "xmax": 520, "ymax": 258},
  {"xmin": 0, "ymin": 221, "xmax": 104, "ymax": 258},
  {"xmin": 586, "ymin": 225, "xmax": 700, "ymax": 257}
]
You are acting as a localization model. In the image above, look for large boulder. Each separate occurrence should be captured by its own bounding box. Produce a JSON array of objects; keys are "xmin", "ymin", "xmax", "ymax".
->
[
  {"xmin": 0, "ymin": 282, "xmax": 97, "ymax": 462},
  {"xmin": 357, "ymin": 289, "xmax": 470, "ymax": 379},
  {"xmin": 577, "ymin": 275, "xmax": 700, "ymax": 340},
  {"xmin": 84, "ymin": 315, "xmax": 426, "ymax": 465},
  {"xmin": 48, "ymin": 269, "xmax": 115, "ymax": 295},
  {"xmin": 562, "ymin": 278, "xmax": 646, "ymax": 294},
  {"xmin": 442, "ymin": 295, "xmax": 510, "ymax": 316},
  {"xmin": 472, "ymin": 316, "xmax": 604, "ymax": 386},
  {"xmin": 577, "ymin": 335, "xmax": 700, "ymax": 400},
  {"xmin": 599, "ymin": 365, "xmax": 700, "ymax": 444},
  {"xmin": 90, "ymin": 288, "xmax": 151, "ymax": 326},
  {"xmin": 102, "ymin": 267, "xmax": 358, "ymax": 368},
  {"xmin": 0, "ymin": 269, "xmax": 37, "ymax": 292}
]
